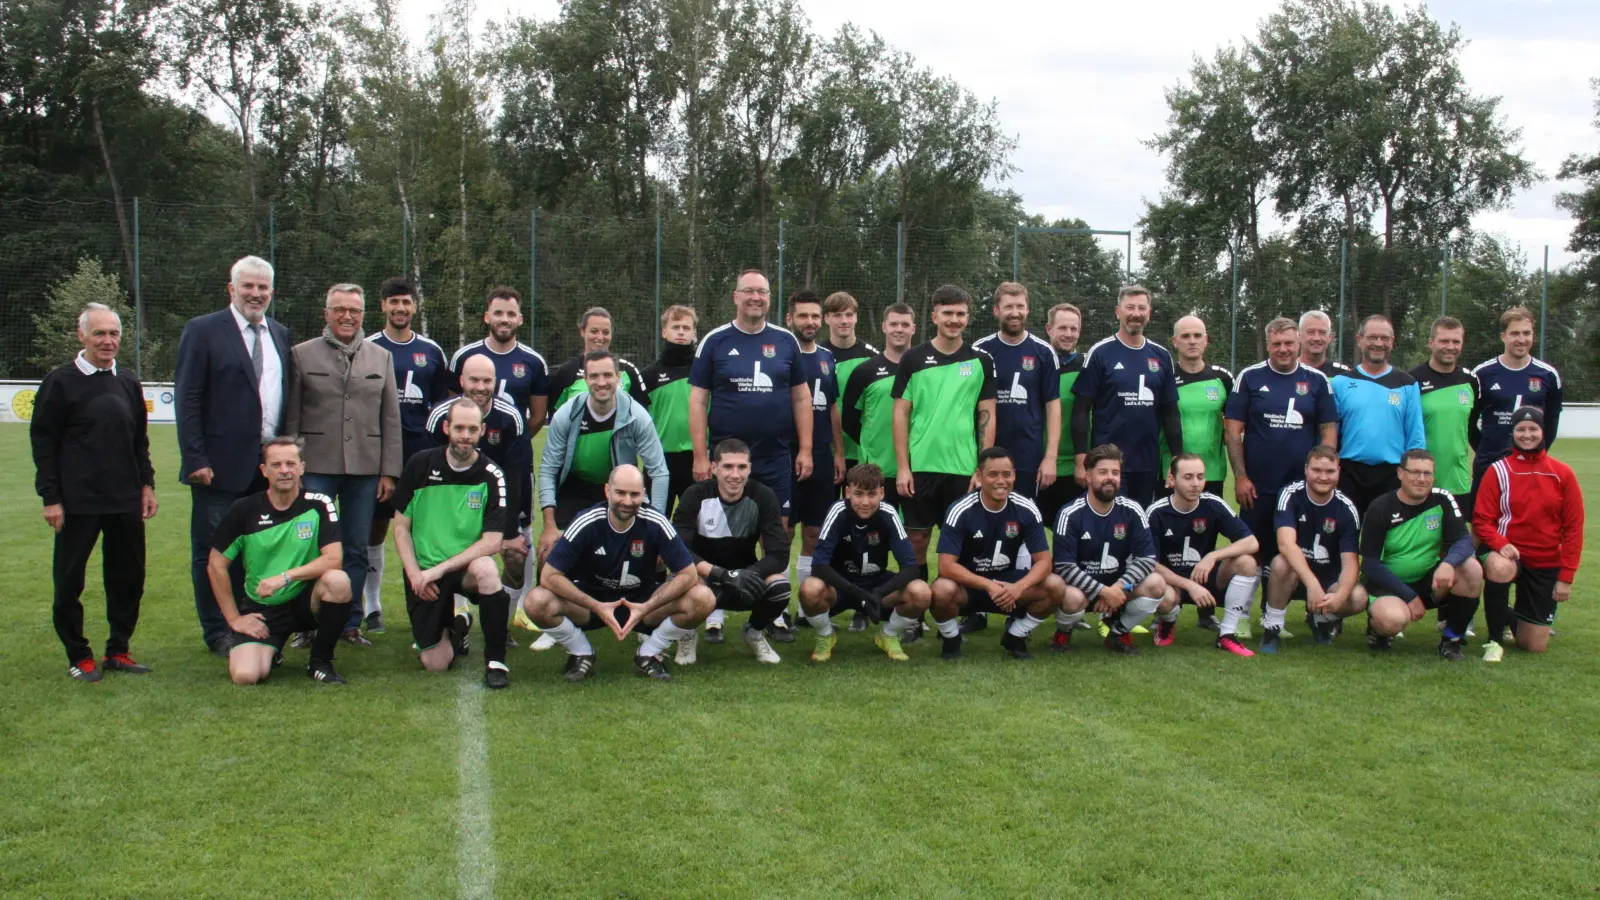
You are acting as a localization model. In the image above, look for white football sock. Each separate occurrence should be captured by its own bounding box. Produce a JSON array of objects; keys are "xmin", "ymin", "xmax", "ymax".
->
[
  {"xmin": 1261, "ymin": 604, "xmax": 1288, "ymax": 630},
  {"xmin": 1118, "ymin": 594, "xmax": 1160, "ymax": 632},
  {"xmin": 806, "ymin": 611, "xmax": 834, "ymax": 637},
  {"xmin": 363, "ymin": 544, "xmax": 384, "ymax": 616},
  {"xmin": 883, "ymin": 611, "xmax": 916, "ymax": 638},
  {"xmin": 1157, "ymin": 606, "xmax": 1180, "ymax": 624},
  {"xmin": 796, "ymin": 555, "xmax": 812, "ymax": 586},
  {"xmin": 639, "ymin": 619, "xmax": 691, "ymax": 658},
  {"xmin": 707, "ymin": 609, "xmax": 726, "ymax": 629},
  {"xmin": 935, "ymin": 617, "xmax": 961, "ymax": 639},
  {"xmin": 544, "ymin": 618, "xmax": 593, "ymax": 656},
  {"xmin": 1055, "ymin": 610, "xmax": 1085, "ymax": 631},
  {"xmin": 1220, "ymin": 574, "xmax": 1258, "ymax": 634},
  {"xmin": 1006, "ymin": 614, "xmax": 1045, "ymax": 638}
]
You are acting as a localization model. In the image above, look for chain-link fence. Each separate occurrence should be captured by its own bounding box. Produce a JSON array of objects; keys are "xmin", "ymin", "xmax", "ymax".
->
[{"xmin": 1, "ymin": 198, "xmax": 1594, "ymax": 399}]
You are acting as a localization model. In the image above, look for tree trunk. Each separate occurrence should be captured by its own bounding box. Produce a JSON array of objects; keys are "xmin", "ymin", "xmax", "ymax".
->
[{"xmin": 90, "ymin": 100, "xmax": 136, "ymax": 290}]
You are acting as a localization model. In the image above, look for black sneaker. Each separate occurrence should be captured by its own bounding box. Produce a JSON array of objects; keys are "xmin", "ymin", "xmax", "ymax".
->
[
  {"xmin": 941, "ymin": 634, "xmax": 963, "ymax": 660},
  {"xmin": 68, "ymin": 659, "xmax": 103, "ymax": 682},
  {"xmin": 1437, "ymin": 636, "xmax": 1466, "ymax": 661},
  {"xmin": 102, "ymin": 653, "xmax": 152, "ymax": 674},
  {"xmin": 1366, "ymin": 624, "xmax": 1393, "ymax": 651},
  {"xmin": 1195, "ymin": 612, "xmax": 1221, "ymax": 632},
  {"xmin": 960, "ymin": 613, "xmax": 989, "ymax": 634},
  {"xmin": 634, "ymin": 654, "xmax": 672, "ymax": 681},
  {"xmin": 1260, "ymin": 627, "xmax": 1282, "ymax": 655},
  {"xmin": 1308, "ymin": 614, "xmax": 1336, "ymax": 646},
  {"xmin": 307, "ymin": 660, "xmax": 347, "ymax": 684},
  {"xmin": 902, "ymin": 620, "xmax": 925, "ymax": 645},
  {"xmin": 562, "ymin": 654, "xmax": 596, "ymax": 682},
  {"xmin": 767, "ymin": 617, "xmax": 796, "ymax": 644},
  {"xmin": 484, "ymin": 663, "xmax": 510, "ymax": 689},
  {"xmin": 1000, "ymin": 631, "xmax": 1032, "ymax": 660},
  {"xmin": 1103, "ymin": 632, "xmax": 1139, "ymax": 655},
  {"xmin": 794, "ymin": 613, "xmax": 812, "ymax": 629},
  {"xmin": 848, "ymin": 613, "xmax": 868, "ymax": 632},
  {"xmin": 271, "ymin": 651, "xmax": 284, "ymax": 669},
  {"xmin": 451, "ymin": 611, "xmax": 472, "ymax": 658},
  {"xmin": 704, "ymin": 625, "xmax": 725, "ymax": 644}
]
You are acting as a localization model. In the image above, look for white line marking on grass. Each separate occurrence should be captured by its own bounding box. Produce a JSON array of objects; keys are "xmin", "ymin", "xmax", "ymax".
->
[{"xmin": 457, "ymin": 678, "xmax": 496, "ymax": 900}]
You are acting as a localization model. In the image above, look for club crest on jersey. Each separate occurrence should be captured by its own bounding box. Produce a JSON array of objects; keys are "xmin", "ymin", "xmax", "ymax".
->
[
  {"xmin": 1423, "ymin": 511, "xmax": 1441, "ymax": 531},
  {"xmin": 1146, "ymin": 357, "xmax": 1160, "ymax": 373},
  {"xmin": 959, "ymin": 361, "xmax": 974, "ymax": 377},
  {"xmin": 1113, "ymin": 523, "xmax": 1127, "ymax": 540},
  {"xmin": 630, "ymin": 539, "xmax": 645, "ymax": 557},
  {"xmin": 1388, "ymin": 392, "xmax": 1401, "ymax": 406},
  {"xmin": 1529, "ymin": 377, "xmax": 1543, "ymax": 393},
  {"xmin": 466, "ymin": 488, "xmax": 485, "ymax": 510},
  {"xmin": 866, "ymin": 531, "xmax": 881, "ymax": 546},
  {"xmin": 1295, "ymin": 381, "xmax": 1308, "ymax": 396},
  {"xmin": 295, "ymin": 521, "xmax": 314, "ymax": 540},
  {"xmin": 1323, "ymin": 518, "xmax": 1337, "ymax": 533},
  {"xmin": 1192, "ymin": 518, "xmax": 1208, "ymax": 534},
  {"xmin": 820, "ymin": 360, "xmax": 830, "ymax": 374},
  {"xmin": 512, "ymin": 363, "xmax": 527, "ymax": 379},
  {"xmin": 1458, "ymin": 389, "xmax": 1471, "ymax": 405},
  {"xmin": 1022, "ymin": 356, "xmax": 1036, "ymax": 371},
  {"xmin": 413, "ymin": 352, "xmax": 429, "ymax": 367},
  {"xmin": 1206, "ymin": 386, "xmax": 1220, "ymax": 401},
  {"xmin": 1005, "ymin": 521, "xmax": 1019, "ymax": 538},
  {"xmin": 486, "ymin": 428, "xmax": 501, "ymax": 445},
  {"xmin": 761, "ymin": 344, "xmax": 776, "ymax": 358}
]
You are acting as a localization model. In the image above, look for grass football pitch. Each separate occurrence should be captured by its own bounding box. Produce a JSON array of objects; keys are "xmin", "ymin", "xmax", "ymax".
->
[{"xmin": 2, "ymin": 425, "xmax": 1598, "ymax": 898}]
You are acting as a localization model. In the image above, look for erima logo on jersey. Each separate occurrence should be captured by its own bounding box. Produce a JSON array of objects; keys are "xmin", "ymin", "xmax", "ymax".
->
[
  {"xmin": 875, "ymin": 367, "xmax": 888, "ymax": 375},
  {"xmin": 259, "ymin": 514, "xmax": 274, "ymax": 524},
  {"xmin": 428, "ymin": 469, "xmax": 443, "ymax": 482},
  {"xmin": 923, "ymin": 356, "xmax": 936, "ymax": 365},
  {"xmin": 1391, "ymin": 513, "xmax": 1404, "ymax": 523}
]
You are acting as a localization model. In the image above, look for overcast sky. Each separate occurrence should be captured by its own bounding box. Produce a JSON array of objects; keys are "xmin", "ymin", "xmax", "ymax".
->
[{"xmin": 400, "ymin": 0, "xmax": 1598, "ymax": 270}]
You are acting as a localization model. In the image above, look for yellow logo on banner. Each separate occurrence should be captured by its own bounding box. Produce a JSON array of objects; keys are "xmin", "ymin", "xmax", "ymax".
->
[{"xmin": 11, "ymin": 389, "xmax": 35, "ymax": 422}]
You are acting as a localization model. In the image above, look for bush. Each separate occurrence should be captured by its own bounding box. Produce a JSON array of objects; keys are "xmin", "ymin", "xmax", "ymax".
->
[{"xmin": 29, "ymin": 257, "xmax": 146, "ymax": 374}]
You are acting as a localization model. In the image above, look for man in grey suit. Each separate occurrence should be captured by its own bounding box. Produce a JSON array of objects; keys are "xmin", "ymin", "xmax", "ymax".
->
[
  {"xmin": 175, "ymin": 255, "xmax": 294, "ymax": 654},
  {"xmin": 284, "ymin": 283, "xmax": 402, "ymax": 646}
]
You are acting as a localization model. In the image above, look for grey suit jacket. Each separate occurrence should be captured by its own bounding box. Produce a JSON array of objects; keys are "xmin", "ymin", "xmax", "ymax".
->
[{"xmin": 285, "ymin": 335, "xmax": 402, "ymax": 478}]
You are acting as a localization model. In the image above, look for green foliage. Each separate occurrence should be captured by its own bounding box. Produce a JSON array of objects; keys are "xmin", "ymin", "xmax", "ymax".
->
[
  {"xmin": 1557, "ymin": 79, "xmax": 1600, "ymax": 293},
  {"xmin": 29, "ymin": 257, "xmax": 140, "ymax": 372}
]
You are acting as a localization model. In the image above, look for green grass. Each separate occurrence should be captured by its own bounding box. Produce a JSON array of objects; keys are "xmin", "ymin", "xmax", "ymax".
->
[{"xmin": 2, "ymin": 425, "xmax": 1598, "ymax": 898}]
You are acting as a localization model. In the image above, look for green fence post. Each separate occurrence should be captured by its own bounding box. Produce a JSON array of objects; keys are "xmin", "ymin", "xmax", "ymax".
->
[
  {"xmin": 133, "ymin": 197, "xmax": 143, "ymax": 378},
  {"xmin": 1337, "ymin": 237, "xmax": 1347, "ymax": 364},
  {"xmin": 401, "ymin": 212, "xmax": 408, "ymax": 276},
  {"xmin": 1540, "ymin": 245, "xmax": 1549, "ymax": 358},
  {"xmin": 267, "ymin": 202, "xmax": 276, "ymax": 322},
  {"xmin": 776, "ymin": 219, "xmax": 786, "ymax": 322},
  {"xmin": 1440, "ymin": 246, "xmax": 1450, "ymax": 315},
  {"xmin": 529, "ymin": 209, "xmax": 537, "ymax": 346},
  {"xmin": 1011, "ymin": 224, "xmax": 1019, "ymax": 283},
  {"xmin": 654, "ymin": 214, "xmax": 663, "ymax": 357},
  {"xmin": 1229, "ymin": 241, "xmax": 1240, "ymax": 373},
  {"xmin": 896, "ymin": 221, "xmax": 904, "ymax": 306},
  {"xmin": 1126, "ymin": 232, "xmax": 1133, "ymax": 281}
]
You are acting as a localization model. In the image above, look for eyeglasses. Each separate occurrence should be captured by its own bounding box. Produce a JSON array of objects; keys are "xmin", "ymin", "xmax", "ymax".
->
[
  {"xmin": 735, "ymin": 287, "xmax": 771, "ymax": 297},
  {"xmin": 1400, "ymin": 468, "xmax": 1434, "ymax": 477},
  {"xmin": 329, "ymin": 307, "xmax": 363, "ymax": 319}
]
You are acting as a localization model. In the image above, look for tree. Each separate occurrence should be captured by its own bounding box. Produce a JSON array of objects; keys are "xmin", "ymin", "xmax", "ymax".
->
[
  {"xmin": 31, "ymin": 257, "xmax": 143, "ymax": 372},
  {"xmin": 1556, "ymin": 79, "xmax": 1600, "ymax": 292}
]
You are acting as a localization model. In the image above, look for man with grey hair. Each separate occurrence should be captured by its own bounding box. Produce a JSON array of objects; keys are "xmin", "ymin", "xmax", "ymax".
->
[
  {"xmin": 283, "ymin": 283, "xmax": 402, "ymax": 647},
  {"xmin": 175, "ymin": 255, "xmax": 294, "ymax": 654},
  {"xmin": 1297, "ymin": 310, "xmax": 1351, "ymax": 378},
  {"xmin": 32, "ymin": 303, "xmax": 159, "ymax": 680}
]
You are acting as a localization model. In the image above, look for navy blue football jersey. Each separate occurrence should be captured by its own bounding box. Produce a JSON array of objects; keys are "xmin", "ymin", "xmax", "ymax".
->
[
  {"xmin": 798, "ymin": 344, "xmax": 839, "ymax": 453},
  {"xmin": 426, "ymin": 396, "xmax": 532, "ymax": 469},
  {"xmin": 545, "ymin": 503, "xmax": 695, "ymax": 594},
  {"xmin": 1224, "ymin": 361, "xmax": 1338, "ymax": 489},
  {"xmin": 691, "ymin": 322, "xmax": 806, "ymax": 459},
  {"xmin": 935, "ymin": 492, "xmax": 1049, "ymax": 582},
  {"xmin": 1145, "ymin": 493, "xmax": 1253, "ymax": 578},
  {"xmin": 1470, "ymin": 356, "xmax": 1563, "ymax": 461},
  {"xmin": 369, "ymin": 332, "xmax": 450, "ymax": 442},
  {"xmin": 1052, "ymin": 495, "xmax": 1156, "ymax": 586},
  {"xmin": 1072, "ymin": 335, "xmax": 1178, "ymax": 473},
  {"xmin": 448, "ymin": 340, "xmax": 550, "ymax": 428},
  {"xmin": 813, "ymin": 500, "xmax": 916, "ymax": 585},
  {"xmin": 1272, "ymin": 481, "xmax": 1361, "ymax": 578},
  {"xmin": 973, "ymin": 331, "xmax": 1060, "ymax": 474}
]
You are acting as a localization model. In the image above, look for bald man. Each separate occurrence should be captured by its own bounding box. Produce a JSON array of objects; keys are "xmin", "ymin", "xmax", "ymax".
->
[
  {"xmin": 520, "ymin": 465, "xmax": 713, "ymax": 682},
  {"xmin": 1163, "ymin": 316, "xmax": 1234, "ymax": 499}
]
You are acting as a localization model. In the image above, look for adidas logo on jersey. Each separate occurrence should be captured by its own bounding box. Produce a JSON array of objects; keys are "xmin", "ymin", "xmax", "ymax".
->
[
  {"xmin": 1113, "ymin": 362, "xmax": 1125, "ymax": 370},
  {"xmin": 973, "ymin": 530, "xmax": 984, "ymax": 538},
  {"xmin": 595, "ymin": 547, "xmax": 606, "ymax": 555},
  {"xmin": 1490, "ymin": 382, "xmax": 1500, "ymax": 390},
  {"xmin": 1081, "ymin": 531, "xmax": 1091, "ymax": 539},
  {"xmin": 1258, "ymin": 384, "xmax": 1270, "ymax": 392},
  {"xmin": 728, "ymin": 348, "xmax": 740, "ymax": 356},
  {"xmin": 1164, "ymin": 529, "xmax": 1173, "ymax": 536}
]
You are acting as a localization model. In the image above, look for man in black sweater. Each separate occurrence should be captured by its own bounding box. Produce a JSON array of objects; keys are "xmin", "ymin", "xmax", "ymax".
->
[{"xmin": 30, "ymin": 303, "xmax": 159, "ymax": 681}]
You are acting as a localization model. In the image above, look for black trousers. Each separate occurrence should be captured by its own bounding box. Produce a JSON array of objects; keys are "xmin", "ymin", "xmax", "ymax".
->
[{"xmin": 54, "ymin": 512, "xmax": 146, "ymax": 664}]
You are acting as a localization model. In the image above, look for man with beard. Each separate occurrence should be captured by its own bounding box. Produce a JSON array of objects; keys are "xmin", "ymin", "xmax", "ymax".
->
[
  {"xmin": 1161, "ymin": 316, "xmax": 1233, "ymax": 498},
  {"xmin": 640, "ymin": 305, "xmax": 699, "ymax": 513},
  {"xmin": 1146, "ymin": 454, "xmax": 1259, "ymax": 656},
  {"xmin": 1298, "ymin": 310, "xmax": 1351, "ymax": 378},
  {"xmin": 1072, "ymin": 285, "xmax": 1182, "ymax": 507},
  {"xmin": 363, "ymin": 277, "xmax": 450, "ymax": 634},
  {"xmin": 1409, "ymin": 316, "xmax": 1481, "ymax": 512},
  {"xmin": 1264, "ymin": 446, "xmax": 1367, "ymax": 652},
  {"xmin": 1470, "ymin": 306, "xmax": 1564, "ymax": 499},
  {"xmin": 543, "ymin": 307, "xmax": 649, "ymax": 411},
  {"xmin": 1051, "ymin": 444, "xmax": 1166, "ymax": 655},
  {"xmin": 1330, "ymin": 315, "xmax": 1425, "ymax": 518},
  {"xmin": 391, "ymin": 401, "xmax": 514, "ymax": 687},
  {"xmin": 784, "ymin": 291, "xmax": 846, "ymax": 637},
  {"xmin": 819, "ymin": 292, "xmax": 878, "ymax": 473},
  {"xmin": 521, "ymin": 465, "xmax": 712, "ymax": 683}
]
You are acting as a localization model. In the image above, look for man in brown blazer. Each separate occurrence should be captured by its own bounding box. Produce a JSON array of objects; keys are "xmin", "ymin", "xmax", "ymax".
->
[{"xmin": 285, "ymin": 283, "xmax": 402, "ymax": 645}]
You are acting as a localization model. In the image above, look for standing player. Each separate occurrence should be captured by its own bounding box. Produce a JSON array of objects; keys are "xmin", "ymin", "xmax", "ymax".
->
[
  {"xmin": 928, "ymin": 447, "xmax": 1068, "ymax": 660},
  {"xmin": 786, "ymin": 291, "xmax": 845, "ymax": 608},
  {"xmin": 1161, "ymin": 315, "xmax": 1232, "ymax": 497},
  {"xmin": 1361, "ymin": 449, "xmax": 1483, "ymax": 659},
  {"xmin": 521, "ymin": 465, "xmax": 713, "ymax": 682},
  {"xmin": 1225, "ymin": 317, "xmax": 1338, "ymax": 567},
  {"xmin": 1264, "ymin": 447, "xmax": 1367, "ymax": 652},
  {"xmin": 672, "ymin": 440, "xmax": 792, "ymax": 664},
  {"xmin": 1410, "ymin": 316, "xmax": 1481, "ymax": 511},
  {"xmin": 1146, "ymin": 454, "xmax": 1259, "ymax": 656},
  {"xmin": 363, "ymin": 277, "xmax": 450, "ymax": 634},
  {"xmin": 1051, "ymin": 445, "xmax": 1166, "ymax": 655},
  {"xmin": 819, "ymin": 291, "xmax": 878, "ymax": 472},
  {"xmin": 690, "ymin": 269, "xmax": 812, "ymax": 522},
  {"xmin": 391, "ymin": 401, "xmax": 513, "ymax": 687},
  {"xmin": 543, "ymin": 307, "xmax": 649, "ymax": 411},
  {"xmin": 1071, "ymin": 285, "xmax": 1182, "ymax": 507},
  {"xmin": 210, "ymin": 438, "xmax": 352, "ymax": 685},
  {"xmin": 1297, "ymin": 310, "xmax": 1351, "ymax": 378},
  {"xmin": 1474, "ymin": 408, "xmax": 1584, "ymax": 658},
  {"xmin": 973, "ymin": 282, "xmax": 1060, "ymax": 499},
  {"xmin": 892, "ymin": 285, "xmax": 997, "ymax": 581},
  {"xmin": 1470, "ymin": 306, "xmax": 1563, "ymax": 498},
  {"xmin": 797, "ymin": 464, "xmax": 932, "ymax": 662},
  {"xmin": 1331, "ymin": 315, "xmax": 1425, "ymax": 518},
  {"xmin": 640, "ymin": 305, "xmax": 699, "ymax": 513},
  {"xmin": 1037, "ymin": 303, "xmax": 1085, "ymax": 526},
  {"xmin": 841, "ymin": 302, "xmax": 917, "ymax": 509}
]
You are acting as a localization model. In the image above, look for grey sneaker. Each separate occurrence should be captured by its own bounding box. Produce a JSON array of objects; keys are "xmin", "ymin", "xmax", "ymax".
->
[{"xmin": 363, "ymin": 612, "xmax": 386, "ymax": 635}]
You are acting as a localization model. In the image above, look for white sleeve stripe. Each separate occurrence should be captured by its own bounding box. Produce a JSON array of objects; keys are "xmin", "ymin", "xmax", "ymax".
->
[
  {"xmin": 640, "ymin": 509, "xmax": 678, "ymax": 539},
  {"xmin": 944, "ymin": 493, "xmax": 980, "ymax": 528},
  {"xmin": 882, "ymin": 503, "xmax": 909, "ymax": 540},
  {"xmin": 1277, "ymin": 481, "xmax": 1304, "ymax": 513},
  {"xmin": 817, "ymin": 501, "xmax": 847, "ymax": 541},
  {"xmin": 563, "ymin": 509, "xmax": 608, "ymax": 539}
]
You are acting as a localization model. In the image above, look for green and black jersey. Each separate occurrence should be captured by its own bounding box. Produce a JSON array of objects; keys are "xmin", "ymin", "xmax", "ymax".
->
[
  {"xmin": 1160, "ymin": 364, "xmax": 1234, "ymax": 482},
  {"xmin": 1360, "ymin": 488, "xmax": 1467, "ymax": 586},
  {"xmin": 1408, "ymin": 363, "xmax": 1481, "ymax": 496},
  {"xmin": 821, "ymin": 338, "xmax": 878, "ymax": 461},
  {"xmin": 889, "ymin": 341, "xmax": 997, "ymax": 476},
  {"xmin": 570, "ymin": 404, "xmax": 617, "ymax": 485},
  {"xmin": 641, "ymin": 342, "xmax": 695, "ymax": 454},
  {"xmin": 841, "ymin": 352, "xmax": 901, "ymax": 478},
  {"xmin": 393, "ymin": 447, "xmax": 507, "ymax": 569},
  {"xmin": 1053, "ymin": 352, "xmax": 1083, "ymax": 476},
  {"xmin": 211, "ymin": 491, "xmax": 338, "ymax": 604},
  {"xmin": 545, "ymin": 353, "xmax": 649, "ymax": 414}
]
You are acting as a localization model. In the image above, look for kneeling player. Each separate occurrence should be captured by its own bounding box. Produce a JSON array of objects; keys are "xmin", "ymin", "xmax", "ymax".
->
[
  {"xmin": 211, "ymin": 437, "xmax": 353, "ymax": 685},
  {"xmin": 1361, "ymin": 449, "xmax": 1482, "ymax": 660},
  {"xmin": 1052, "ymin": 444, "xmax": 1165, "ymax": 655},
  {"xmin": 522, "ymin": 465, "xmax": 712, "ymax": 681},
  {"xmin": 393, "ymin": 401, "xmax": 515, "ymax": 687},
  {"xmin": 797, "ymin": 463, "xmax": 931, "ymax": 662},
  {"xmin": 930, "ymin": 447, "xmax": 1067, "ymax": 660},
  {"xmin": 1264, "ymin": 447, "xmax": 1367, "ymax": 652},
  {"xmin": 1147, "ymin": 453, "xmax": 1259, "ymax": 656}
]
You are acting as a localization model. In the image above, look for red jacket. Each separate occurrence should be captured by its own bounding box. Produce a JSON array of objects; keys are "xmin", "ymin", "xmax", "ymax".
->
[{"xmin": 1473, "ymin": 447, "xmax": 1585, "ymax": 582}]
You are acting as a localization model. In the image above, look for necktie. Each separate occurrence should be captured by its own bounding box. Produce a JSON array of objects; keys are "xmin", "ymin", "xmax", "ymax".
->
[{"xmin": 249, "ymin": 323, "xmax": 265, "ymax": 382}]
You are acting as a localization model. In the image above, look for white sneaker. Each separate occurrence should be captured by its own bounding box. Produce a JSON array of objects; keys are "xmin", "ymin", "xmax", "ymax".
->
[
  {"xmin": 530, "ymin": 632, "xmax": 558, "ymax": 652},
  {"xmin": 1482, "ymin": 641, "xmax": 1505, "ymax": 663},
  {"xmin": 742, "ymin": 626, "xmax": 781, "ymax": 664},
  {"xmin": 675, "ymin": 629, "xmax": 699, "ymax": 666}
]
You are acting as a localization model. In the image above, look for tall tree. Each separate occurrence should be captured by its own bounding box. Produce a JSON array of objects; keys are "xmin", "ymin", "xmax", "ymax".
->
[{"xmin": 1556, "ymin": 79, "xmax": 1600, "ymax": 292}]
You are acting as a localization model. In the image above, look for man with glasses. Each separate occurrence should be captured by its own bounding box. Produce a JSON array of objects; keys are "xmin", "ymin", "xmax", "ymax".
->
[
  {"xmin": 1361, "ymin": 449, "xmax": 1482, "ymax": 659},
  {"xmin": 1330, "ymin": 315, "xmax": 1425, "ymax": 518}
]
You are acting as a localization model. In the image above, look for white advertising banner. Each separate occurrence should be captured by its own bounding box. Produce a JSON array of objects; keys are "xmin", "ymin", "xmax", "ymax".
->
[{"xmin": 0, "ymin": 380, "xmax": 178, "ymax": 424}]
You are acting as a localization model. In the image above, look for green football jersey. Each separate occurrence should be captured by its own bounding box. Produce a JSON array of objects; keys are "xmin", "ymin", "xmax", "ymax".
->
[
  {"xmin": 1409, "ymin": 363, "xmax": 1480, "ymax": 496},
  {"xmin": 211, "ymin": 491, "xmax": 338, "ymax": 604},
  {"xmin": 1360, "ymin": 488, "xmax": 1466, "ymax": 584},
  {"xmin": 393, "ymin": 447, "xmax": 508, "ymax": 569},
  {"xmin": 642, "ymin": 345, "xmax": 695, "ymax": 454},
  {"xmin": 890, "ymin": 341, "xmax": 998, "ymax": 476},
  {"xmin": 1160, "ymin": 364, "xmax": 1233, "ymax": 481},
  {"xmin": 547, "ymin": 354, "xmax": 647, "ymax": 413},
  {"xmin": 821, "ymin": 338, "xmax": 878, "ymax": 461},
  {"xmin": 1053, "ymin": 353, "xmax": 1083, "ymax": 476},
  {"xmin": 842, "ymin": 353, "xmax": 901, "ymax": 478},
  {"xmin": 570, "ymin": 404, "xmax": 616, "ymax": 484}
]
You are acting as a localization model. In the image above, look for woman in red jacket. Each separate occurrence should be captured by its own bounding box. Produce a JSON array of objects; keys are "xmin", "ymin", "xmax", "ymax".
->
[{"xmin": 1473, "ymin": 407, "xmax": 1585, "ymax": 658}]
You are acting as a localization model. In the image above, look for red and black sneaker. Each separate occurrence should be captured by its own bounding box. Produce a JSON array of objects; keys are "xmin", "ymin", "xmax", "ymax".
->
[
  {"xmin": 1154, "ymin": 620, "xmax": 1176, "ymax": 647},
  {"xmin": 1215, "ymin": 634, "xmax": 1255, "ymax": 657},
  {"xmin": 102, "ymin": 653, "xmax": 152, "ymax": 674},
  {"xmin": 1050, "ymin": 629, "xmax": 1075, "ymax": 653},
  {"xmin": 1103, "ymin": 632, "xmax": 1139, "ymax": 655},
  {"xmin": 68, "ymin": 659, "xmax": 102, "ymax": 682}
]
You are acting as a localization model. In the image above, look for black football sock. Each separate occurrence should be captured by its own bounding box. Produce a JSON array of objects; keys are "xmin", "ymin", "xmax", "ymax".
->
[
  {"xmin": 1483, "ymin": 579, "xmax": 1512, "ymax": 643},
  {"xmin": 477, "ymin": 590, "xmax": 510, "ymax": 666},
  {"xmin": 1444, "ymin": 593, "xmax": 1480, "ymax": 642},
  {"xmin": 312, "ymin": 599, "xmax": 348, "ymax": 664}
]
